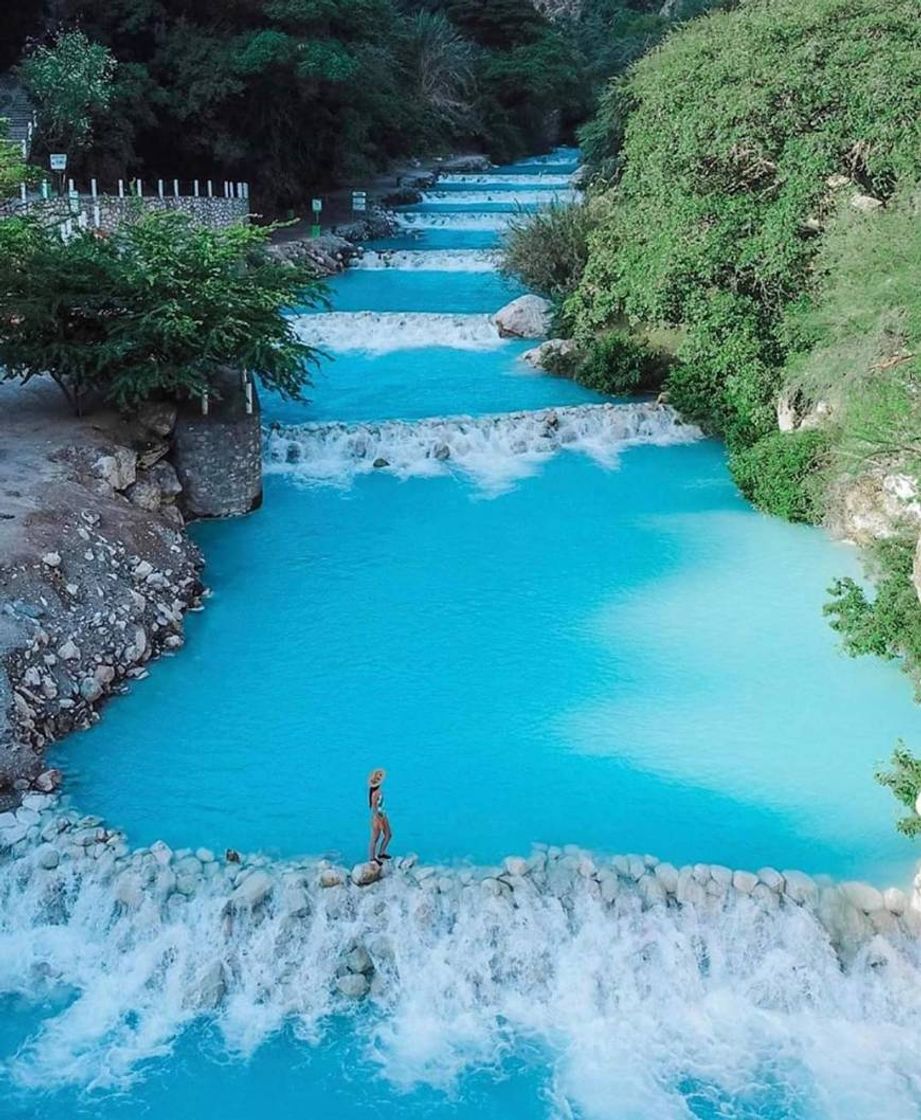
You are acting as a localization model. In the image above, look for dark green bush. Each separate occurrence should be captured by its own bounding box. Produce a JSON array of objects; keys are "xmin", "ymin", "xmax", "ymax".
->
[
  {"xmin": 730, "ymin": 429, "xmax": 829, "ymax": 523},
  {"xmin": 825, "ymin": 536, "xmax": 921, "ymax": 695},
  {"xmin": 576, "ymin": 332, "xmax": 663, "ymax": 395}
]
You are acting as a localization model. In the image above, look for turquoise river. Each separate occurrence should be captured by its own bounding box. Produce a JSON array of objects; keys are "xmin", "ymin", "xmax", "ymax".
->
[{"xmin": 2, "ymin": 150, "xmax": 921, "ymax": 1120}]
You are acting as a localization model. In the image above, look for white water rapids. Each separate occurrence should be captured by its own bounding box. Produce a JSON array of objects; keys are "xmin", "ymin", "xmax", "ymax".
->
[
  {"xmin": 264, "ymin": 404, "xmax": 701, "ymax": 491},
  {"xmin": 292, "ymin": 310, "xmax": 506, "ymax": 352},
  {"xmin": 351, "ymin": 249, "xmax": 497, "ymax": 271},
  {"xmin": 2, "ymin": 809, "xmax": 921, "ymax": 1118}
]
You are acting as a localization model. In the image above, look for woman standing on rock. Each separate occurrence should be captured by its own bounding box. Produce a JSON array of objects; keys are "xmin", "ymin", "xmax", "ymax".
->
[{"xmin": 368, "ymin": 769, "xmax": 391, "ymax": 864}]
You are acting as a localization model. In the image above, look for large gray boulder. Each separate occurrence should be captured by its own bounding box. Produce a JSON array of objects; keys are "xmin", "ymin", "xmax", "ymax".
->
[{"xmin": 494, "ymin": 295, "xmax": 553, "ymax": 340}]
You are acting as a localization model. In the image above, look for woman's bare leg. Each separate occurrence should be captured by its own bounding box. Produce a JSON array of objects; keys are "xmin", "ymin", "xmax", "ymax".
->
[
  {"xmin": 369, "ymin": 819, "xmax": 381, "ymax": 862},
  {"xmin": 378, "ymin": 816, "xmax": 392, "ymax": 858}
]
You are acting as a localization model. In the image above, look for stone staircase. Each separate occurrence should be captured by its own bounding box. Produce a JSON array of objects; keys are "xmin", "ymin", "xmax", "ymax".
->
[{"xmin": 0, "ymin": 75, "xmax": 35, "ymax": 154}]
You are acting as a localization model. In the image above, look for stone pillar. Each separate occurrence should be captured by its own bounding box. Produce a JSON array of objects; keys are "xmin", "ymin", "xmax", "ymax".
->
[{"xmin": 172, "ymin": 370, "xmax": 262, "ymax": 519}]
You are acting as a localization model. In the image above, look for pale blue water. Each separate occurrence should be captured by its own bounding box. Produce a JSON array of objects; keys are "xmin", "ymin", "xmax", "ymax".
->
[{"xmin": 5, "ymin": 146, "xmax": 921, "ymax": 1120}]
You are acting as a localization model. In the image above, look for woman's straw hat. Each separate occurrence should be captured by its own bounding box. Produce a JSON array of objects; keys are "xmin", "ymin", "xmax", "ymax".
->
[{"xmin": 368, "ymin": 768, "xmax": 386, "ymax": 786}]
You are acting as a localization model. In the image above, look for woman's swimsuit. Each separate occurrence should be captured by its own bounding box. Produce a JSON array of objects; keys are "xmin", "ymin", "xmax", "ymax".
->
[{"xmin": 369, "ymin": 786, "xmax": 385, "ymax": 817}]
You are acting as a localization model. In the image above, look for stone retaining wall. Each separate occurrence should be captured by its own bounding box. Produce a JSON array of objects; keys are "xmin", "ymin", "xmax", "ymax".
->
[
  {"xmin": 0, "ymin": 194, "xmax": 249, "ymax": 232},
  {"xmin": 172, "ymin": 375, "xmax": 263, "ymax": 519}
]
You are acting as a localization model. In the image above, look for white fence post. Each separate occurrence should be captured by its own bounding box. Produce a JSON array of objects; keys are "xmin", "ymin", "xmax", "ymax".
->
[
  {"xmin": 137, "ymin": 180, "xmax": 143, "ymax": 197},
  {"xmin": 93, "ymin": 204, "xmax": 101, "ymax": 229},
  {"xmin": 207, "ymin": 180, "xmax": 213, "ymax": 198},
  {"xmin": 193, "ymin": 179, "xmax": 200, "ymax": 198},
  {"xmin": 19, "ymin": 183, "xmax": 27, "ymax": 203},
  {"xmin": 118, "ymin": 179, "xmax": 125, "ymax": 198},
  {"xmin": 157, "ymin": 179, "xmax": 164, "ymax": 199},
  {"xmin": 173, "ymin": 178, "xmax": 180, "ymax": 198},
  {"xmin": 90, "ymin": 178, "xmax": 98, "ymax": 200}
]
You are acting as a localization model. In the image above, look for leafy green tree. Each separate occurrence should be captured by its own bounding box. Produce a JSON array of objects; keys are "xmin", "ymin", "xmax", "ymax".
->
[
  {"xmin": 0, "ymin": 212, "xmax": 322, "ymax": 414},
  {"xmin": 825, "ymin": 537, "xmax": 921, "ymax": 695},
  {"xmin": 20, "ymin": 30, "xmax": 117, "ymax": 152},
  {"xmin": 875, "ymin": 743, "xmax": 921, "ymax": 838}
]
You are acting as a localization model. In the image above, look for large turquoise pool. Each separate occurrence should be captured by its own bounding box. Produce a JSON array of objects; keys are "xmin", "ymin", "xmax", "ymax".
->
[{"xmin": 3, "ymin": 147, "xmax": 921, "ymax": 1120}]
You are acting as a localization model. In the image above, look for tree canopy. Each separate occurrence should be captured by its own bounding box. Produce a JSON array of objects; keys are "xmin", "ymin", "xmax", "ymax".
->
[{"xmin": 0, "ymin": 212, "xmax": 322, "ymax": 414}]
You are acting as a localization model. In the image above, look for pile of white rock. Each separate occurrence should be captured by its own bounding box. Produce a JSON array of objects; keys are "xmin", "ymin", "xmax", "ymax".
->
[{"xmin": 2, "ymin": 799, "xmax": 918, "ymax": 1005}]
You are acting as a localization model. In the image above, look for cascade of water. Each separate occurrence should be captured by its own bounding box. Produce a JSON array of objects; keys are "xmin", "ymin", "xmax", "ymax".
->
[
  {"xmin": 436, "ymin": 174, "xmax": 575, "ymax": 187},
  {"xmin": 421, "ymin": 190, "xmax": 578, "ymax": 206},
  {"xmin": 350, "ymin": 250, "xmax": 498, "ymax": 272},
  {"xmin": 397, "ymin": 212, "xmax": 516, "ymax": 231},
  {"xmin": 292, "ymin": 310, "xmax": 506, "ymax": 353},
  {"xmin": 2, "ymin": 806, "xmax": 920, "ymax": 1117},
  {"xmin": 264, "ymin": 404, "xmax": 701, "ymax": 490}
]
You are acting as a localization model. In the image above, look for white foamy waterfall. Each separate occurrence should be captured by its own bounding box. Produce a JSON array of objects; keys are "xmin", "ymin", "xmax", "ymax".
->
[
  {"xmin": 264, "ymin": 404, "xmax": 702, "ymax": 491},
  {"xmin": 292, "ymin": 311, "xmax": 505, "ymax": 353},
  {"xmin": 397, "ymin": 211, "xmax": 514, "ymax": 231},
  {"xmin": 2, "ymin": 804, "xmax": 921, "ymax": 1118},
  {"xmin": 437, "ymin": 173, "xmax": 575, "ymax": 187},
  {"xmin": 422, "ymin": 189, "xmax": 578, "ymax": 205},
  {"xmin": 351, "ymin": 249, "xmax": 497, "ymax": 272}
]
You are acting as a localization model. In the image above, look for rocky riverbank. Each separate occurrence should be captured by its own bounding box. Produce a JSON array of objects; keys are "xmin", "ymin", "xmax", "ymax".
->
[{"xmin": 0, "ymin": 384, "xmax": 205, "ymax": 807}]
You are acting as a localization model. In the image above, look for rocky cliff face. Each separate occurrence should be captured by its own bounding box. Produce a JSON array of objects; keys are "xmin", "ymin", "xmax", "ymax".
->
[{"xmin": 0, "ymin": 385, "xmax": 204, "ymax": 807}]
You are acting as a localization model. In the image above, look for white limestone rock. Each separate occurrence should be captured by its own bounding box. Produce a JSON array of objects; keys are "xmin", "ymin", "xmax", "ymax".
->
[
  {"xmin": 732, "ymin": 870, "xmax": 759, "ymax": 894},
  {"xmin": 351, "ymin": 861, "xmax": 382, "ymax": 887},
  {"xmin": 840, "ymin": 881, "xmax": 884, "ymax": 914},
  {"xmin": 493, "ymin": 295, "xmax": 553, "ymax": 339},
  {"xmin": 336, "ymin": 973, "xmax": 370, "ymax": 999},
  {"xmin": 231, "ymin": 869, "xmax": 274, "ymax": 908},
  {"xmin": 782, "ymin": 870, "xmax": 818, "ymax": 905},
  {"xmin": 94, "ymin": 447, "xmax": 137, "ymax": 491}
]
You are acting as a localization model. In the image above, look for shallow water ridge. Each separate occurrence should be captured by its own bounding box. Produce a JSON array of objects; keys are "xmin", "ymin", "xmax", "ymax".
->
[
  {"xmin": 3, "ymin": 797, "xmax": 921, "ymax": 1119},
  {"xmin": 5, "ymin": 147, "xmax": 921, "ymax": 1118}
]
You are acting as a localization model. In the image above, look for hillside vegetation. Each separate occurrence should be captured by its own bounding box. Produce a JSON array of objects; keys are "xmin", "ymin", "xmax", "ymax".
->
[{"xmin": 4, "ymin": 0, "xmax": 714, "ymax": 210}]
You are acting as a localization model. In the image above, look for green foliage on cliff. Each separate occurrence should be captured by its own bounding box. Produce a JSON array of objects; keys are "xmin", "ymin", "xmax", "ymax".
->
[
  {"xmin": 875, "ymin": 743, "xmax": 921, "ymax": 838},
  {"xmin": 730, "ymin": 430, "xmax": 829, "ymax": 524},
  {"xmin": 567, "ymin": 0, "xmax": 921, "ymax": 453},
  {"xmin": 825, "ymin": 537, "xmax": 921, "ymax": 696},
  {"xmin": 0, "ymin": 212, "xmax": 321, "ymax": 414}
]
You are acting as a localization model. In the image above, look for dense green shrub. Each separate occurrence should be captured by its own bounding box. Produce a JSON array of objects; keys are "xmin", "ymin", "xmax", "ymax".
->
[
  {"xmin": 576, "ymin": 332, "xmax": 663, "ymax": 395},
  {"xmin": 730, "ymin": 430, "xmax": 829, "ymax": 523},
  {"xmin": 825, "ymin": 537, "xmax": 921, "ymax": 695},
  {"xmin": 500, "ymin": 200, "xmax": 599, "ymax": 300},
  {"xmin": 0, "ymin": 212, "xmax": 322, "ymax": 414},
  {"xmin": 875, "ymin": 743, "xmax": 921, "ymax": 838},
  {"xmin": 570, "ymin": 0, "xmax": 921, "ymax": 444}
]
